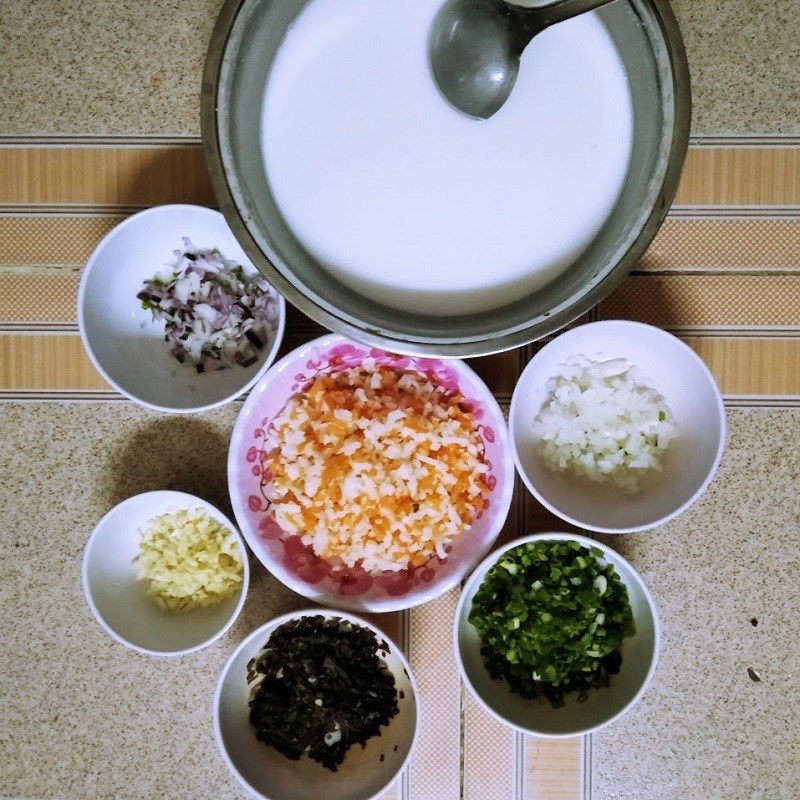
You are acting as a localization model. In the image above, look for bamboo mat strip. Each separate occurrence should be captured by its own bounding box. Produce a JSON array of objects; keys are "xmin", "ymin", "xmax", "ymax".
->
[
  {"xmin": 0, "ymin": 146, "xmax": 214, "ymax": 207},
  {"xmin": 1, "ymin": 146, "xmax": 799, "ymax": 209},
  {"xmin": 0, "ymin": 333, "xmax": 109, "ymax": 392},
  {"xmin": 683, "ymin": 336, "xmax": 800, "ymax": 396},
  {"xmin": 407, "ymin": 589, "xmax": 462, "ymax": 800},
  {"xmin": 0, "ymin": 213, "xmax": 125, "ymax": 267},
  {"xmin": 0, "ymin": 273, "xmax": 80, "ymax": 325},
  {"xmin": 462, "ymin": 688, "xmax": 517, "ymax": 800},
  {"xmin": 2, "ymin": 215, "xmax": 799, "ymax": 273},
  {"xmin": 674, "ymin": 146, "xmax": 800, "ymax": 207},
  {"xmin": 525, "ymin": 737, "xmax": 584, "ymax": 800},
  {"xmin": 639, "ymin": 216, "xmax": 800, "ymax": 272},
  {"xmin": 598, "ymin": 274, "xmax": 800, "ymax": 328},
  {"xmin": 3, "ymin": 332, "xmax": 800, "ymax": 397},
  {"xmin": 5, "ymin": 272, "xmax": 800, "ymax": 333}
]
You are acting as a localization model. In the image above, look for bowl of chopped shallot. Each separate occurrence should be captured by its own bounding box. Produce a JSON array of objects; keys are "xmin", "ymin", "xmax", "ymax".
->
[
  {"xmin": 228, "ymin": 334, "xmax": 515, "ymax": 612},
  {"xmin": 78, "ymin": 204, "xmax": 285, "ymax": 413}
]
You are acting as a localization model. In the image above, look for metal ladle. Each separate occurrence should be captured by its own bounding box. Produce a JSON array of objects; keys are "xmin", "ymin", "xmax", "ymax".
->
[{"xmin": 429, "ymin": 0, "xmax": 616, "ymax": 119}]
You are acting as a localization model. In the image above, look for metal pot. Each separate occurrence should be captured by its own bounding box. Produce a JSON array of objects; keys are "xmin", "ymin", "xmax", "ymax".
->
[{"xmin": 201, "ymin": 0, "xmax": 690, "ymax": 357}]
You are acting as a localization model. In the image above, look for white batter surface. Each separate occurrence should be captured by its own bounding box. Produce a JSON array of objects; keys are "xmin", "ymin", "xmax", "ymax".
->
[{"xmin": 262, "ymin": 0, "xmax": 633, "ymax": 315}]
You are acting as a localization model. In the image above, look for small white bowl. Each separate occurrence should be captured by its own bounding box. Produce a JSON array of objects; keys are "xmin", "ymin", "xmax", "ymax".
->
[
  {"xmin": 78, "ymin": 204, "xmax": 285, "ymax": 413},
  {"xmin": 510, "ymin": 320, "xmax": 726, "ymax": 533},
  {"xmin": 455, "ymin": 532, "xmax": 660, "ymax": 737},
  {"xmin": 82, "ymin": 490, "xmax": 250, "ymax": 657},
  {"xmin": 215, "ymin": 610, "xmax": 419, "ymax": 800}
]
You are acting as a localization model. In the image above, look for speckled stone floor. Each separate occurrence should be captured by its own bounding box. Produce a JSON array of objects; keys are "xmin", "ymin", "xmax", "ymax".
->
[
  {"xmin": 2, "ymin": 404, "xmax": 797, "ymax": 799},
  {"xmin": 592, "ymin": 407, "xmax": 800, "ymax": 800},
  {"xmin": 0, "ymin": 403, "xmax": 297, "ymax": 800},
  {"xmin": 0, "ymin": 0, "xmax": 797, "ymax": 137},
  {"xmin": 1, "ymin": 2, "xmax": 798, "ymax": 799}
]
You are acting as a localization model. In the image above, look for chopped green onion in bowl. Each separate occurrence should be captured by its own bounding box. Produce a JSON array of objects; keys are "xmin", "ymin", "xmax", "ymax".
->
[{"xmin": 468, "ymin": 539, "xmax": 635, "ymax": 708}]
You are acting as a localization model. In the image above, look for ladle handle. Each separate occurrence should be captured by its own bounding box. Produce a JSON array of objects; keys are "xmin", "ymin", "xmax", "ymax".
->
[{"xmin": 507, "ymin": 0, "xmax": 618, "ymax": 40}]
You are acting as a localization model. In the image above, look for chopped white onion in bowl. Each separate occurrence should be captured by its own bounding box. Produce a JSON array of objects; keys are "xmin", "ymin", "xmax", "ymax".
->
[{"xmin": 532, "ymin": 356, "xmax": 678, "ymax": 493}]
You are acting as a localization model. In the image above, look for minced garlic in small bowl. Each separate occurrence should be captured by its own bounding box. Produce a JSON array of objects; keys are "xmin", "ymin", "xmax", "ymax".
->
[
  {"xmin": 134, "ymin": 507, "xmax": 244, "ymax": 612},
  {"xmin": 82, "ymin": 490, "xmax": 250, "ymax": 657}
]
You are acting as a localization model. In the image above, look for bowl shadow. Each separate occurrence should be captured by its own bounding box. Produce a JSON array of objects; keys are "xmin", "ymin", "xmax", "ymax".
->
[
  {"xmin": 101, "ymin": 414, "xmax": 314, "ymax": 629},
  {"xmin": 102, "ymin": 415, "xmax": 233, "ymax": 514}
]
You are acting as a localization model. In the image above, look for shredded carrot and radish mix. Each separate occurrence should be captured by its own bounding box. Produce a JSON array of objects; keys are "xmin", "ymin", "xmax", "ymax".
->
[{"xmin": 263, "ymin": 364, "xmax": 489, "ymax": 572}]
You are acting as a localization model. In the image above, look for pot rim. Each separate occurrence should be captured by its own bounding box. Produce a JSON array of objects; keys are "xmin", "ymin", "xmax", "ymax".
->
[{"xmin": 201, "ymin": 0, "xmax": 691, "ymax": 358}]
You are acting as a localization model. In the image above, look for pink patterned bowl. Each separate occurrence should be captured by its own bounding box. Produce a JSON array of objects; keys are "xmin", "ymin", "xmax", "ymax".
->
[{"xmin": 228, "ymin": 334, "xmax": 514, "ymax": 612}]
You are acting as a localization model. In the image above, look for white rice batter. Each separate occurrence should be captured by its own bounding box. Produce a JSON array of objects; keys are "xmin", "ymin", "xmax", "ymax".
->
[{"xmin": 262, "ymin": 0, "xmax": 633, "ymax": 315}]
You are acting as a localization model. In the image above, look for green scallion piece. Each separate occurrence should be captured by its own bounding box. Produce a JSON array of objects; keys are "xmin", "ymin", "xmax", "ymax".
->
[{"xmin": 468, "ymin": 540, "xmax": 635, "ymax": 708}]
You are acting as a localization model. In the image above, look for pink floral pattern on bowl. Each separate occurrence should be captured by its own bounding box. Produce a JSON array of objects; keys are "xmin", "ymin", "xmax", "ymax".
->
[{"xmin": 229, "ymin": 335, "xmax": 514, "ymax": 612}]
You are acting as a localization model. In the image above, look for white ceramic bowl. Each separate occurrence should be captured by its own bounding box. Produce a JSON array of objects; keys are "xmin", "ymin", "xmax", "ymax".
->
[
  {"xmin": 455, "ymin": 532, "xmax": 660, "ymax": 737},
  {"xmin": 78, "ymin": 204, "xmax": 285, "ymax": 413},
  {"xmin": 228, "ymin": 334, "xmax": 515, "ymax": 613},
  {"xmin": 82, "ymin": 490, "xmax": 250, "ymax": 657},
  {"xmin": 510, "ymin": 320, "xmax": 726, "ymax": 533},
  {"xmin": 215, "ymin": 610, "xmax": 419, "ymax": 800}
]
